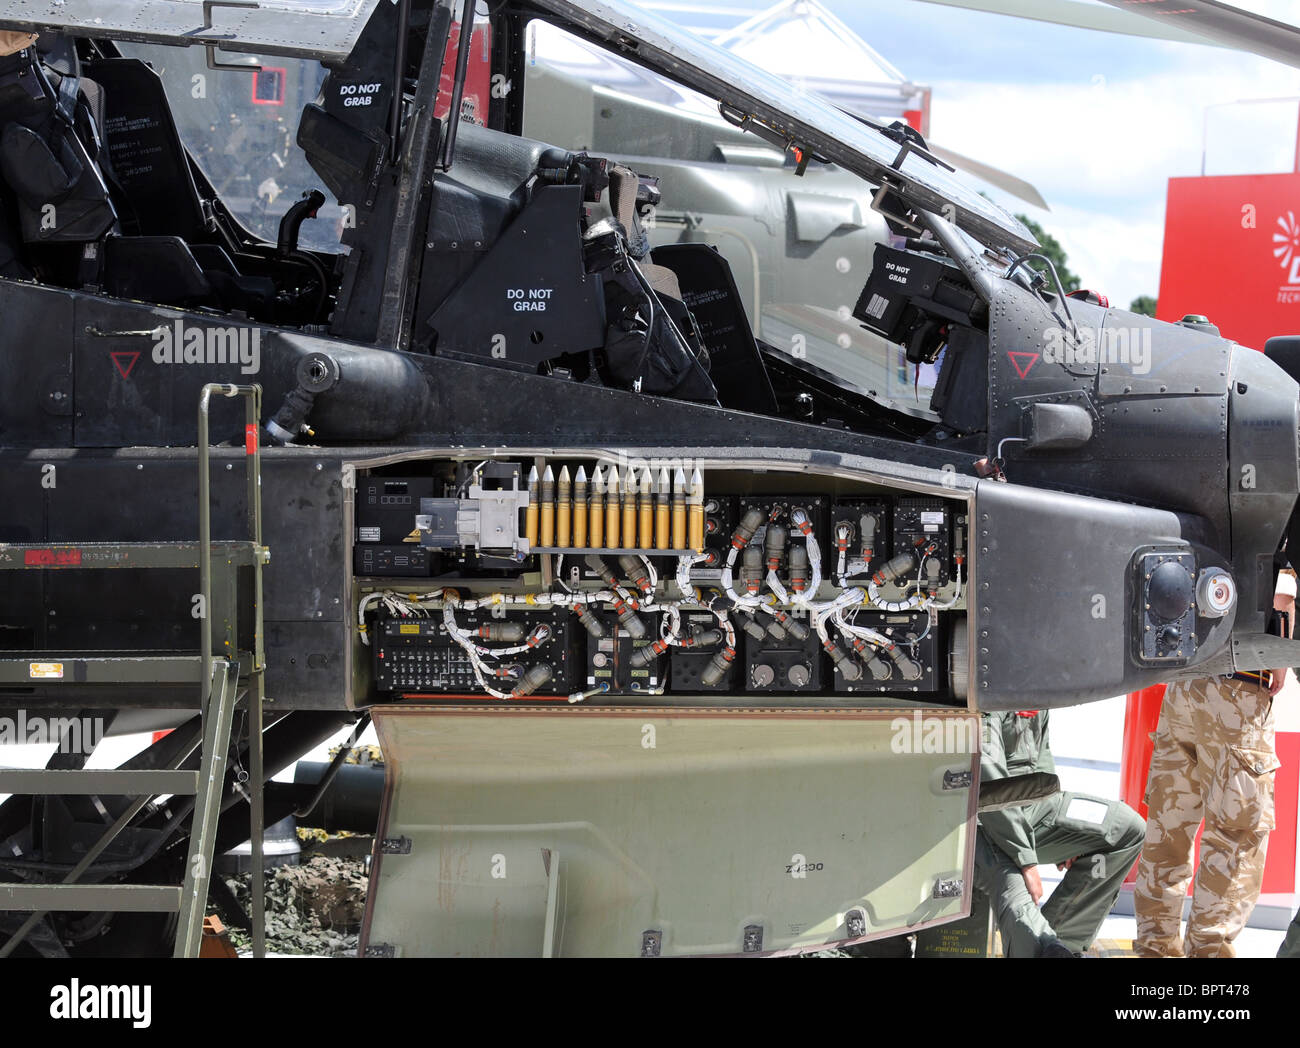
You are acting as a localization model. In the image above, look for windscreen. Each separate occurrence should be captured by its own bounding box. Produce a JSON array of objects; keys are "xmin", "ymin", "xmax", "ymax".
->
[
  {"xmin": 530, "ymin": 0, "xmax": 1035, "ymax": 255},
  {"xmin": 116, "ymin": 42, "xmax": 348, "ymax": 253},
  {"xmin": 523, "ymin": 20, "xmax": 943, "ymax": 421}
]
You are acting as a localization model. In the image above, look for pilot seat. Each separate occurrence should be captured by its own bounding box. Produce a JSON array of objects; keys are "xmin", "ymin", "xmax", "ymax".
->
[{"xmin": 0, "ymin": 35, "xmax": 308, "ymax": 320}]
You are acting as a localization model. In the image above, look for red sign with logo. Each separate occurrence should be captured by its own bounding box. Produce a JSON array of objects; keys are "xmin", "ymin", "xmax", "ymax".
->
[{"xmin": 1158, "ymin": 172, "xmax": 1300, "ymax": 349}]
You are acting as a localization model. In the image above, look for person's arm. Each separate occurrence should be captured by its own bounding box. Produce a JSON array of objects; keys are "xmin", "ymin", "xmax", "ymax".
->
[
  {"xmin": 1035, "ymin": 711, "xmax": 1056, "ymax": 777},
  {"xmin": 1271, "ymin": 569, "xmax": 1296, "ymax": 695},
  {"xmin": 979, "ymin": 713, "xmax": 1040, "ymax": 872}
]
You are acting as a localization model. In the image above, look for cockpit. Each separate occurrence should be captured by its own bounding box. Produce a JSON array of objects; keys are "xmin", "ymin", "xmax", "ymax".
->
[
  {"xmin": 0, "ymin": 0, "xmax": 1037, "ymax": 452},
  {"xmin": 0, "ymin": 30, "xmax": 338, "ymax": 328}
]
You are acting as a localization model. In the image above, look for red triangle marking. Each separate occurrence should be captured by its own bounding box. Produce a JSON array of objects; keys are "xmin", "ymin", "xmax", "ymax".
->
[
  {"xmin": 110, "ymin": 351, "xmax": 140, "ymax": 379},
  {"xmin": 1007, "ymin": 351, "xmax": 1039, "ymax": 379}
]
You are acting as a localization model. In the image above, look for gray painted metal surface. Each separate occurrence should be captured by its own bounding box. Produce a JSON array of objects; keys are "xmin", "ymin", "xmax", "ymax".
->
[{"xmin": 0, "ymin": 0, "xmax": 381, "ymax": 62}]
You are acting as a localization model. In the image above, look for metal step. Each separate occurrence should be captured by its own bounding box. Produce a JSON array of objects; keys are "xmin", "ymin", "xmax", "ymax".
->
[
  {"xmin": 0, "ymin": 540, "xmax": 259, "ymax": 570},
  {"xmin": 0, "ymin": 769, "xmax": 200, "ymax": 795},
  {"xmin": 0, "ymin": 884, "xmax": 182, "ymax": 913},
  {"xmin": 0, "ymin": 655, "xmax": 205, "ymax": 685}
]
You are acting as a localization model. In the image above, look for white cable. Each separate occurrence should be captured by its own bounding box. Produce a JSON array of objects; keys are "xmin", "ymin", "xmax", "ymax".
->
[
  {"xmin": 458, "ymin": 460, "xmax": 488, "ymax": 496},
  {"xmin": 441, "ymin": 603, "xmax": 514, "ymax": 698},
  {"xmin": 833, "ymin": 612, "xmax": 890, "ymax": 649},
  {"xmin": 713, "ymin": 607, "xmax": 737, "ymax": 651},
  {"xmin": 789, "ymin": 508, "xmax": 823, "ymax": 607},
  {"xmin": 640, "ymin": 554, "xmax": 659, "ymax": 594},
  {"xmin": 675, "ymin": 554, "xmax": 696, "ymax": 598},
  {"xmin": 721, "ymin": 556, "xmax": 762, "ymax": 607},
  {"xmin": 661, "ymin": 605, "xmax": 682, "ymax": 643},
  {"xmin": 867, "ymin": 578, "xmax": 923, "ymax": 611},
  {"xmin": 766, "ymin": 569, "xmax": 789, "ymax": 605},
  {"xmin": 929, "ymin": 564, "xmax": 964, "ymax": 610},
  {"xmin": 442, "ymin": 601, "xmax": 552, "ymax": 659}
]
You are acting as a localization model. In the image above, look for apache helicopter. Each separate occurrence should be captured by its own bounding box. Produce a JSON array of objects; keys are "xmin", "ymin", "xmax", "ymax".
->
[{"xmin": 1, "ymin": 0, "xmax": 1299, "ymax": 958}]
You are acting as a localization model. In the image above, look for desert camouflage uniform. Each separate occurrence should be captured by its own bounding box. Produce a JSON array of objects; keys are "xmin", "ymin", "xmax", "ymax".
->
[
  {"xmin": 1134, "ymin": 675, "xmax": 1281, "ymax": 957},
  {"xmin": 0, "ymin": 32, "xmax": 38, "ymax": 57}
]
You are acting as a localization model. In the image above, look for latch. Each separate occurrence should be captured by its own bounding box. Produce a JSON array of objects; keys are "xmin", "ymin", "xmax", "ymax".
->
[
  {"xmin": 844, "ymin": 909, "xmax": 867, "ymax": 939},
  {"xmin": 201, "ymin": 1, "xmax": 265, "ymax": 73},
  {"xmin": 933, "ymin": 878, "xmax": 964, "ymax": 899}
]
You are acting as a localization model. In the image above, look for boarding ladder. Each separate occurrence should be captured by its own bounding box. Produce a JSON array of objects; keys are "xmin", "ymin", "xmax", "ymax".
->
[{"xmin": 0, "ymin": 385, "xmax": 268, "ymax": 958}]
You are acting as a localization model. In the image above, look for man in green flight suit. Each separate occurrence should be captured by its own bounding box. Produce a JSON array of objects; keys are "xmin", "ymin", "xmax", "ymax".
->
[
  {"xmin": 1281, "ymin": 909, "xmax": 1300, "ymax": 957},
  {"xmin": 976, "ymin": 709, "xmax": 1146, "ymax": 957}
]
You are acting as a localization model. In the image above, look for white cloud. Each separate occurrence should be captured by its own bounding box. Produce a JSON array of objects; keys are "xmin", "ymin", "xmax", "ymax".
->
[
  {"xmin": 927, "ymin": 59, "xmax": 1300, "ymax": 305},
  {"xmin": 933, "ymin": 67, "xmax": 1300, "ymax": 200},
  {"xmin": 1027, "ymin": 201, "xmax": 1168, "ymax": 307}
]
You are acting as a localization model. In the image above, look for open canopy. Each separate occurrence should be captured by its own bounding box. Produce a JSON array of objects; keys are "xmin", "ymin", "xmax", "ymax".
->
[
  {"xmin": 1, "ymin": 0, "xmax": 1038, "ymax": 254},
  {"xmin": 0, "ymin": 0, "xmax": 381, "ymax": 62},
  {"xmin": 528, "ymin": 0, "xmax": 1037, "ymax": 255}
]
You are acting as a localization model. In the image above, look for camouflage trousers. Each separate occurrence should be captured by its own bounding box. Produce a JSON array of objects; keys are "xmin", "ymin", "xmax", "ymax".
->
[{"xmin": 1134, "ymin": 677, "xmax": 1281, "ymax": 958}]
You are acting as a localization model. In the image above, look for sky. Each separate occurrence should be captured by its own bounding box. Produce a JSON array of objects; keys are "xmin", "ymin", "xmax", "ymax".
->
[{"xmin": 642, "ymin": 0, "xmax": 1300, "ymax": 309}]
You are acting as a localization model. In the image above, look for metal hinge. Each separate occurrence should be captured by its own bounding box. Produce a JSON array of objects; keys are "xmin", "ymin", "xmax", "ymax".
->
[
  {"xmin": 364, "ymin": 943, "xmax": 396, "ymax": 958},
  {"xmin": 942, "ymin": 769, "xmax": 973, "ymax": 790},
  {"xmin": 933, "ymin": 878, "xmax": 964, "ymax": 899},
  {"xmin": 380, "ymin": 836, "xmax": 412, "ymax": 855},
  {"xmin": 844, "ymin": 909, "xmax": 867, "ymax": 939}
]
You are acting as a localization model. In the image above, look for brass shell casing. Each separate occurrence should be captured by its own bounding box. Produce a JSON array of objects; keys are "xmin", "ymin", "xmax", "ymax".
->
[
  {"xmin": 688, "ymin": 504, "xmax": 705, "ymax": 553},
  {"xmin": 605, "ymin": 500, "xmax": 620, "ymax": 549},
  {"xmin": 556, "ymin": 499, "xmax": 571, "ymax": 548},
  {"xmin": 656, "ymin": 503, "xmax": 670, "ymax": 550},
  {"xmin": 589, "ymin": 493, "xmax": 603, "ymax": 548},
  {"xmin": 622, "ymin": 499, "xmax": 636, "ymax": 551}
]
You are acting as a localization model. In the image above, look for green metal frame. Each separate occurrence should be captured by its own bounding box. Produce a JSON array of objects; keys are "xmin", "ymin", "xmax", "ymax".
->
[{"xmin": 0, "ymin": 384, "xmax": 269, "ymax": 959}]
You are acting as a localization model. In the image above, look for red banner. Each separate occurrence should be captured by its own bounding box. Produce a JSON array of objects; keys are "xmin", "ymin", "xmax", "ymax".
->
[{"xmin": 1158, "ymin": 173, "xmax": 1300, "ymax": 349}]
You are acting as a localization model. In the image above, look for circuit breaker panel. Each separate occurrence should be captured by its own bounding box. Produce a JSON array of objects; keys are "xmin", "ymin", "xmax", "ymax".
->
[{"xmin": 352, "ymin": 454, "xmax": 970, "ymax": 707}]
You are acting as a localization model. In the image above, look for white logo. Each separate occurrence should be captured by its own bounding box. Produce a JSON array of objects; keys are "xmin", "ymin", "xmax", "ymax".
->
[{"xmin": 1274, "ymin": 212, "xmax": 1300, "ymax": 300}]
